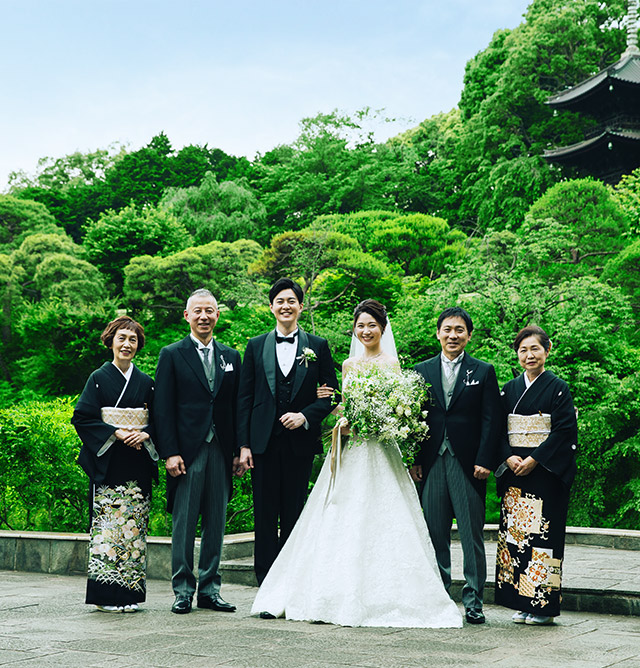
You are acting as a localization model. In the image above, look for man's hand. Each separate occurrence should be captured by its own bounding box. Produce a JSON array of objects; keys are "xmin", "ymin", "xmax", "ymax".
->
[
  {"xmin": 473, "ymin": 465, "xmax": 491, "ymax": 480},
  {"xmin": 166, "ymin": 455, "xmax": 187, "ymax": 477},
  {"xmin": 236, "ymin": 446, "xmax": 254, "ymax": 474},
  {"xmin": 280, "ymin": 412, "xmax": 306, "ymax": 430},
  {"xmin": 410, "ymin": 464, "xmax": 423, "ymax": 483},
  {"xmin": 513, "ymin": 456, "xmax": 538, "ymax": 476}
]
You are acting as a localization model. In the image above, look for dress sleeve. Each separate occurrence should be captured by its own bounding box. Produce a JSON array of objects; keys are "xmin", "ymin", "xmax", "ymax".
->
[
  {"xmin": 531, "ymin": 379, "xmax": 578, "ymax": 485},
  {"xmin": 71, "ymin": 372, "xmax": 117, "ymax": 457}
]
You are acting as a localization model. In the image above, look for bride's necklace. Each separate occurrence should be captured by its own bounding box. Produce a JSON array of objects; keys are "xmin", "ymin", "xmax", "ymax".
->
[{"xmin": 362, "ymin": 351, "xmax": 383, "ymax": 361}]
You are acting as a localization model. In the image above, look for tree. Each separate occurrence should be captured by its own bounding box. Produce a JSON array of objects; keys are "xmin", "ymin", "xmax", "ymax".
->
[
  {"xmin": 314, "ymin": 211, "xmax": 467, "ymax": 278},
  {"xmin": 0, "ymin": 195, "xmax": 62, "ymax": 248},
  {"xmin": 520, "ymin": 178, "xmax": 629, "ymax": 282},
  {"xmin": 123, "ymin": 239, "xmax": 263, "ymax": 322},
  {"xmin": 602, "ymin": 238, "xmax": 640, "ymax": 316},
  {"xmin": 83, "ymin": 204, "xmax": 190, "ymax": 295},
  {"xmin": 34, "ymin": 254, "xmax": 107, "ymax": 304},
  {"xmin": 160, "ymin": 172, "xmax": 266, "ymax": 244}
]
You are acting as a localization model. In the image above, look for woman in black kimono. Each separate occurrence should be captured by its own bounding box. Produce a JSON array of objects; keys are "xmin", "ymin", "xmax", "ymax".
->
[
  {"xmin": 72, "ymin": 316, "xmax": 158, "ymax": 613},
  {"xmin": 495, "ymin": 325, "xmax": 577, "ymax": 626}
]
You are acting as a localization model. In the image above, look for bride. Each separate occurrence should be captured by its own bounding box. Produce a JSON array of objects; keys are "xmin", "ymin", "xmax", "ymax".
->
[{"xmin": 251, "ymin": 300, "xmax": 462, "ymax": 628}]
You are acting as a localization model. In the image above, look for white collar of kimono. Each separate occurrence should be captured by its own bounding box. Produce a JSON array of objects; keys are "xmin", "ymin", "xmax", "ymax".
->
[
  {"xmin": 524, "ymin": 369, "xmax": 545, "ymax": 389},
  {"xmin": 190, "ymin": 333, "xmax": 213, "ymax": 351},
  {"xmin": 112, "ymin": 361, "xmax": 133, "ymax": 381}
]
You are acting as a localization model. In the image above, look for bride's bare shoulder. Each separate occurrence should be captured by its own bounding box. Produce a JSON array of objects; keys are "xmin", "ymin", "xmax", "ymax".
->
[{"xmin": 342, "ymin": 357, "xmax": 357, "ymax": 374}]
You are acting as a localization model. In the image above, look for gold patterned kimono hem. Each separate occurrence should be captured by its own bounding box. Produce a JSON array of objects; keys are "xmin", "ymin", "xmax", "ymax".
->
[
  {"xmin": 86, "ymin": 481, "xmax": 150, "ymax": 606},
  {"xmin": 495, "ymin": 469, "xmax": 569, "ymax": 617}
]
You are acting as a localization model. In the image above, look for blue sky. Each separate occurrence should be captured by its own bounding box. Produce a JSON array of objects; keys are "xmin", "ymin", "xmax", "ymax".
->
[{"xmin": 1, "ymin": 0, "xmax": 531, "ymax": 190}]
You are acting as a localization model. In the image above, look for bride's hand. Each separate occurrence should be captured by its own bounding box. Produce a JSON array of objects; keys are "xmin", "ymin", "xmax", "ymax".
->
[{"xmin": 338, "ymin": 416, "xmax": 351, "ymax": 436}]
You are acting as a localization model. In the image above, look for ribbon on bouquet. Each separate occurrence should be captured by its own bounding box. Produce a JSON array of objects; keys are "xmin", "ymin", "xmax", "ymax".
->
[{"xmin": 325, "ymin": 417, "xmax": 348, "ymax": 506}]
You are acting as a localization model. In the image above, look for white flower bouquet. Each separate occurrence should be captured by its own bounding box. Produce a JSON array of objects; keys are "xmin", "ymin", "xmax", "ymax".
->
[{"xmin": 343, "ymin": 363, "xmax": 429, "ymax": 464}]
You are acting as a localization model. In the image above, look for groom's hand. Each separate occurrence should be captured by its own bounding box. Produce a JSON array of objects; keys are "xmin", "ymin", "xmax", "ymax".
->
[
  {"xmin": 280, "ymin": 412, "xmax": 306, "ymax": 430},
  {"xmin": 473, "ymin": 465, "xmax": 490, "ymax": 480},
  {"xmin": 410, "ymin": 465, "xmax": 423, "ymax": 482}
]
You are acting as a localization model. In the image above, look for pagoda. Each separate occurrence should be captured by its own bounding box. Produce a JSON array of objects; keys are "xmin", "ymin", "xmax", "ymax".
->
[{"xmin": 543, "ymin": 0, "xmax": 640, "ymax": 183}]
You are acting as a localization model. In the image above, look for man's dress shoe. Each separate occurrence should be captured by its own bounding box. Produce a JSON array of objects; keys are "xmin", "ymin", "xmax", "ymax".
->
[
  {"xmin": 197, "ymin": 594, "xmax": 236, "ymax": 612},
  {"xmin": 259, "ymin": 611, "xmax": 276, "ymax": 619},
  {"xmin": 171, "ymin": 595, "xmax": 192, "ymax": 614},
  {"xmin": 465, "ymin": 609, "xmax": 485, "ymax": 624}
]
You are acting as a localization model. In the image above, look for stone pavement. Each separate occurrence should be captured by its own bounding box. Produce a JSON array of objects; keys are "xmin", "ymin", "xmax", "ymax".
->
[{"xmin": 0, "ymin": 571, "xmax": 639, "ymax": 668}]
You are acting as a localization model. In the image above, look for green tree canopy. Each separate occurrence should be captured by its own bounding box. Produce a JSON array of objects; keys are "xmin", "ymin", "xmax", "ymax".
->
[
  {"xmin": 124, "ymin": 239, "xmax": 263, "ymax": 321},
  {"xmin": 160, "ymin": 172, "xmax": 266, "ymax": 244},
  {"xmin": 83, "ymin": 204, "xmax": 190, "ymax": 295}
]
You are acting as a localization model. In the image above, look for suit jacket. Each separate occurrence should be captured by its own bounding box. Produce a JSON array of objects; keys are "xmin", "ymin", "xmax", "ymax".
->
[
  {"xmin": 154, "ymin": 335, "xmax": 241, "ymax": 510},
  {"xmin": 414, "ymin": 352, "xmax": 504, "ymax": 494},
  {"xmin": 237, "ymin": 328, "xmax": 337, "ymax": 457}
]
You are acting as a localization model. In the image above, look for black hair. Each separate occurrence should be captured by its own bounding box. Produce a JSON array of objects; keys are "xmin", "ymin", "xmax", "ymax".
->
[
  {"xmin": 268, "ymin": 278, "xmax": 304, "ymax": 304},
  {"xmin": 513, "ymin": 325, "xmax": 551, "ymax": 352},
  {"xmin": 353, "ymin": 299, "xmax": 387, "ymax": 332},
  {"xmin": 436, "ymin": 307, "xmax": 473, "ymax": 334}
]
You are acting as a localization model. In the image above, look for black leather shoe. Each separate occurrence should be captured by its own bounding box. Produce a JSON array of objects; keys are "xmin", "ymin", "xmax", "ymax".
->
[
  {"xmin": 465, "ymin": 609, "xmax": 485, "ymax": 624},
  {"xmin": 197, "ymin": 594, "xmax": 236, "ymax": 612},
  {"xmin": 171, "ymin": 595, "xmax": 192, "ymax": 614},
  {"xmin": 259, "ymin": 611, "xmax": 276, "ymax": 619}
]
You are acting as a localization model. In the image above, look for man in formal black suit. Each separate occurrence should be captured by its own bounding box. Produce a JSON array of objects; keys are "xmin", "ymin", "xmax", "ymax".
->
[
  {"xmin": 154, "ymin": 288, "xmax": 241, "ymax": 614},
  {"xmin": 236, "ymin": 278, "xmax": 337, "ymax": 589},
  {"xmin": 412, "ymin": 307, "xmax": 503, "ymax": 625}
]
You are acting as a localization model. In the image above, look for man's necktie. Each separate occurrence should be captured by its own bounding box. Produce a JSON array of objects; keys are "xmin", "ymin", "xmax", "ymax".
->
[{"xmin": 201, "ymin": 348, "xmax": 213, "ymax": 379}]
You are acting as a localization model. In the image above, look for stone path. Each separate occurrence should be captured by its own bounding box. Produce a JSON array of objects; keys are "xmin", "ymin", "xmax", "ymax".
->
[{"xmin": 1, "ymin": 571, "xmax": 639, "ymax": 668}]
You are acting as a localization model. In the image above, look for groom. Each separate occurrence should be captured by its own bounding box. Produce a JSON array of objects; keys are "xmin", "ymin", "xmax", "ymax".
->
[
  {"xmin": 237, "ymin": 278, "xmax": 337, "ymax": 587},
  {"xmin": 412, "ymin": 307, "xmax": 503, "ymax": 624}
]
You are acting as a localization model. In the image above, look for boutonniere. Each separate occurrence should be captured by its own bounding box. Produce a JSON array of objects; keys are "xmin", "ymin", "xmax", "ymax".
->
[
  {"xmin": 463, "ymin": 369, "xmax": 480, "ymax": 386},
  {"xmin": 296, "ymin": 347, "xmax": 317, "ymax": 368},
  {"xmin": 220, "ymin": 354, "xmax": 234, "ymax": 372}
]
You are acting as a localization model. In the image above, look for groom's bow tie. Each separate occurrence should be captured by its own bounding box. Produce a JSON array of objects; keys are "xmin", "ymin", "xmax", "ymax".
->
[{"xmin": 275, "ymin": 332, "xmax": 297, "ymax": 344}]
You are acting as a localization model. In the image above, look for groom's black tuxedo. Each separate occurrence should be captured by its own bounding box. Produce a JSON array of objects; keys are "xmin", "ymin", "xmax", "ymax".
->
[
  {"xmin": 237, "ymin": 329, "xmax": 336, "ymax": 456},
  {"xmin": 238, "ymin": 328, "xmax": 337, "ymax": 583},
  {"xmin": 414, "ymin": 353, "xmax": 504, "ymax": 494}
]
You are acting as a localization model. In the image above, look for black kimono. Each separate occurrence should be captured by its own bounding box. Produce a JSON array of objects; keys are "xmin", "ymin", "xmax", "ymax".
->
[
  {"xmin": 72, "ymin": 362, "xmax": 157, "ymax": 606},
  {"xmin": 495, "ymin": 370, "xmax": 577, "ymax": 617}
]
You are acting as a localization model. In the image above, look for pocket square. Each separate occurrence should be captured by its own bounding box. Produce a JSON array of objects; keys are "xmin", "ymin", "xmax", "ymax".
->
[{"xmin": 224, "ymin": 363, "xmax": 234, "ymax": 372}]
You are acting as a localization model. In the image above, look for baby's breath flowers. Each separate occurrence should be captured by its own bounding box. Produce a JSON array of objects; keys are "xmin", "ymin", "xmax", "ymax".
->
[{"xmin": 343, "ymin": 363, "xmax": 429, "ymax": 465}]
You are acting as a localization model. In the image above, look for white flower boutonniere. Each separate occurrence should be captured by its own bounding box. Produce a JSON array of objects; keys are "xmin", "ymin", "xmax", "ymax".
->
[
  {"xmin": 463, "ymin": 369, "xmax": 480, "ymax": 386},
  {"xmin": 297, "ymin": 347, "xmax": 317, "ymax": 368}
]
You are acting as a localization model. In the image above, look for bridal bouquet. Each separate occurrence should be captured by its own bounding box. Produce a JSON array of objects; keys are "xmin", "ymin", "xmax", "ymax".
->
[{"xmin": 343, "ymin": 363, "xmax": 429, "ymax": 464}]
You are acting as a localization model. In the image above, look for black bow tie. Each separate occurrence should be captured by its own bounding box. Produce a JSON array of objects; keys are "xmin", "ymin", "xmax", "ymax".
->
[{"xmin": 276, "ymin": 332, "xmax": 297, "ymax": 344}]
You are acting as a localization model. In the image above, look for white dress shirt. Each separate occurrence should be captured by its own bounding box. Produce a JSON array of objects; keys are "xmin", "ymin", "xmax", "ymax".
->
[{"xmin": 276, "ymin": 328, "xmax": 298, "ymax": 376}]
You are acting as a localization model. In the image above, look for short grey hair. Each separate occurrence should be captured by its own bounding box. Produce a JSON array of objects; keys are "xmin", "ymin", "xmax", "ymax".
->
[{"xmin": 185, "ymin": 288, "xmax": 217, "ymax": 311}]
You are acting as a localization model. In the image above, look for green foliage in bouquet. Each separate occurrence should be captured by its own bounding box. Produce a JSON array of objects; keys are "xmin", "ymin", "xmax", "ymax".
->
[{"xmin": 343, "ymin": 363, "xmax": 429, "ymax": 465}]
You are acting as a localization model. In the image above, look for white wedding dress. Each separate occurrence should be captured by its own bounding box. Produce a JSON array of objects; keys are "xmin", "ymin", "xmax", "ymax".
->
[{"xmin": 251, "ymin": 429, "xmax": 463, "ymax": 627}]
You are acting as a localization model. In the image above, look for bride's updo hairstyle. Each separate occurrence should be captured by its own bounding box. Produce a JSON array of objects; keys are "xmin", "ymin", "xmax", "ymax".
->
[{"xmin": 353, "ymin": 299, "xmax": 387, "ymax": 333}]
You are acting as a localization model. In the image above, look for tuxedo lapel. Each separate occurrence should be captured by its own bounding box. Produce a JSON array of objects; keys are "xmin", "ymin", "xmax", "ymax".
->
[
  {"xmin": 212, "ymin": 340, "xmax": 224, "ymax": 398},
  {"xmin": 425, "ymin": 357, "xmax": 446, "ymax": 410},
  {"xmin": 290, "ymin": 329, "xmax": 309, "ymax": 401},
  {"xmin": 262, "ymin": 331, "xmax": 277, "ymax": 397},
  {"xmin": 449, "ymin": 353, "xmax": 477, "ymax": 410},
  {"xmin": 178, "ymin": 337, "xmax": 210, "ymax": 393}
]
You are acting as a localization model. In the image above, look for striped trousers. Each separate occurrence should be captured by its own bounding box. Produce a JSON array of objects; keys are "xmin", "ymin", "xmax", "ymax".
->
[{"xmin": 421, "ymin": 449, "xmax": 486, "ymax": 611}]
